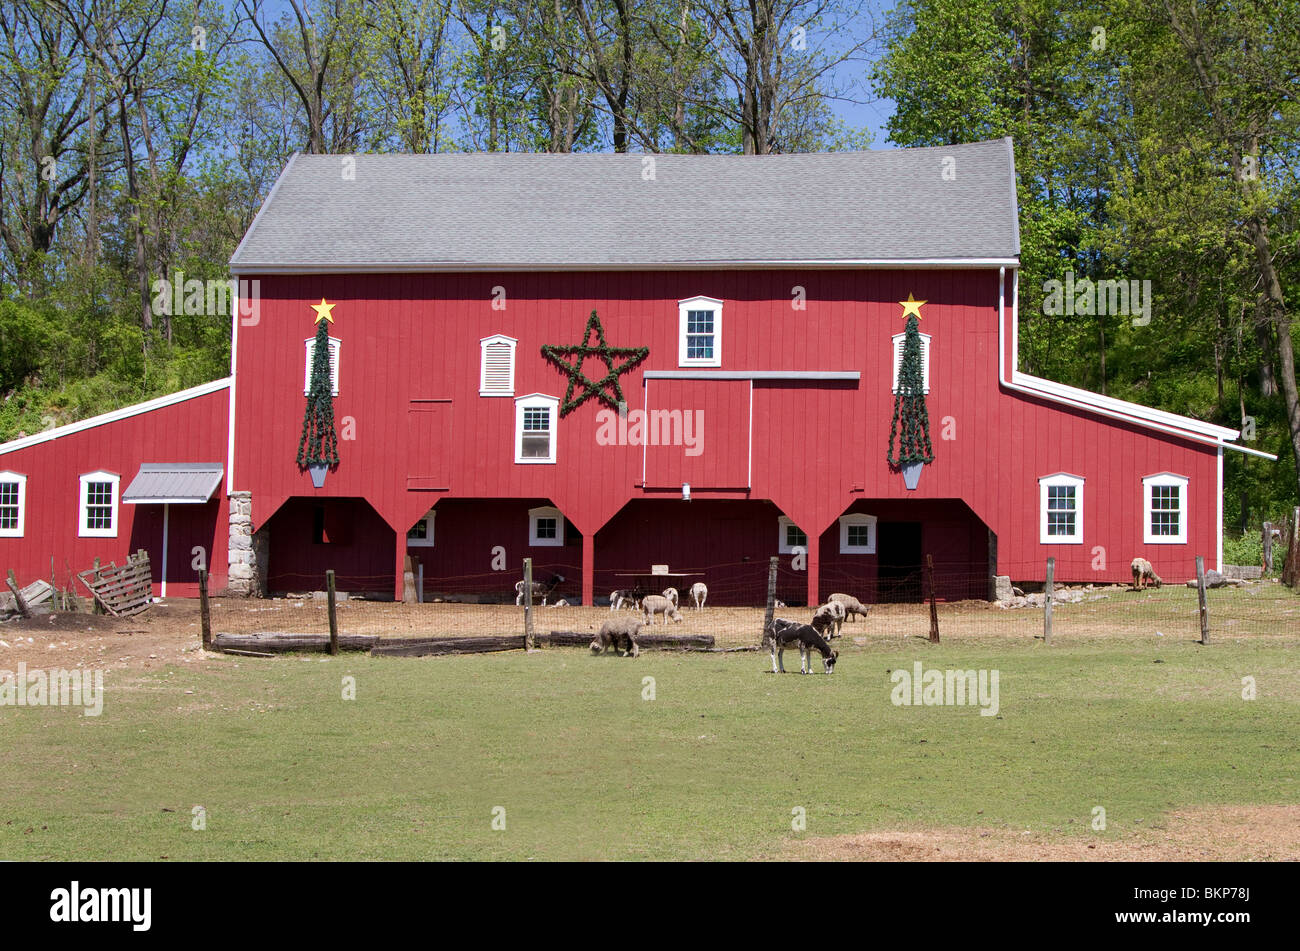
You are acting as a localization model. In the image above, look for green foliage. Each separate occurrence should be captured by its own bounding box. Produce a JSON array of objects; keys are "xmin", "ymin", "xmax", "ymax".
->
[
  {"xmin": 296, "ymin": 318, "xmax": 339, "ymax": 469},
  {"xmin": 886, "ymin": 314, "xmax": 935, "ymax": 467}
]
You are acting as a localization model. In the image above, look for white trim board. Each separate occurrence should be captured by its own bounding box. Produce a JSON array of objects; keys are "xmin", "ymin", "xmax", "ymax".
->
[
  {"xmin": 229, "ymin": 258, "xmax": 1024, "ymax": 276},
  {"xmin": 0, "ymin": 378, "xmax": 232, "ymax": 456}
]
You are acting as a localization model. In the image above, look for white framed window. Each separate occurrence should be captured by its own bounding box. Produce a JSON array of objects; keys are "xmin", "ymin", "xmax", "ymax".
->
[
  {"xmin": 480, "ymin": 334, "xmax": 517, "ymax": 396},
  {"xmin": 839, "ymin": 513, "xmax": 878, "ymax": 554},
  {"xmin": 678, "ymin": 295, "xmax": 723, "ymax": 367},
  {"xmin": 0, "ymin": 471, "xmax": 27, "ymax": 537},
  {"xmin": 1039, "ymin": 473, "xmax": 1084, "ymax": 544},
  {"xmin": 515, "ymin": 394, "xmax": 558, "ymax": 464},
  {"xmin": 78, "ymin": 470, "xmax": 119, "ymax": 538},
  {"xmin": 304, "ymin": 336, "xmax": 341, "ymax": 396},
  {"xmin": 1143, "ymin": 473, "xmax": 1188, "ymax": 544},
  {"xmin": 407, "ymin": 510, "xmax": 436, "ymax": 547},
  {"xmin": 891, "ymin": 332, "xmax": 931, "ymax": 393},
  {"xmin": 777, "ymin": 516, "xmax": 807, "ymax": 555},
  {"xmin": 529, "ymin": 505, "xmax": 564, "ymax": 547}
]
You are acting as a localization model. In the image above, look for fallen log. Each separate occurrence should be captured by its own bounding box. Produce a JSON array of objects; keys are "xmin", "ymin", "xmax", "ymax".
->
[
  {"xmin": 542, "ymin": 630, "xmax": 715, "ymax": 650},
  {"xmin": 219, "ymin": 648, "xmax": 276, "ymax": 658},
  {"xmin": 211, "ymin": 632, "xmax": 379, "ymax": 653},
  {"xmin": 371, "ymin": 635, "xmax": 525, "ymax": 657}
]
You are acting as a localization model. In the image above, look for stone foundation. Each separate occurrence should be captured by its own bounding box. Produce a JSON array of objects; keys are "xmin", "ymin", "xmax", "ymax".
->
[{"xmin": 228, "ymin": 491, "xmax": 269, "ymax": 597}]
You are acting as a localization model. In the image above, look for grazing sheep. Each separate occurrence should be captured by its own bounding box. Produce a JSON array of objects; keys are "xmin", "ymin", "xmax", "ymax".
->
[
  {"xmin": 764, "ymin": 618, "xmax": 838, "ymax": 674},
  {"xmin": 828, "ymin": 593, "xmax": 870, "ymax": 623},
  {"xmin": 812, "ymin": 600, "xmax": 846, "ymax": 639},
  {"xmin": 690, "ymin": 582, "xmax": 708, "ymax": 609},
  {"xmin": 1131, "ymin": 557, "xmax": 1163, "ymax": 590},
  {"xmin": 609, "ymin": 588, "xmax": 641, "ymax": 611},
  {"xmin": 590, "ymin": 616, "xmax": 642, "ymax": 657},
  {"xmin": 662, "ymin": 586, "xmax": 679, "ymax": 609},
  {"xmin": 641, "ymin": 594, "xmax": 683, "ymax": 625}
]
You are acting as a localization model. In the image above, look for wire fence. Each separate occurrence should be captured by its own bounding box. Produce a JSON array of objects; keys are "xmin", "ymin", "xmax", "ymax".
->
[{"xmin": 200, "ymin": 556, "xmax": 1300, "ymax": 652}]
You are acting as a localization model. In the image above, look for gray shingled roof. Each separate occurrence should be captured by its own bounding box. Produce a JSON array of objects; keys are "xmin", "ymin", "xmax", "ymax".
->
[
  {"xmin": 122, "ymin": 464, "xmax": 224, "ymax": 504},
  {"xmin": 230, "ymin": 139, "xmax": 1019, "ymax": 272}
]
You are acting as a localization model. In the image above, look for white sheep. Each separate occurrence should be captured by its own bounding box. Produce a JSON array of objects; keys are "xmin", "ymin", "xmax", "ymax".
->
[
  {"xmin": 828, "ymin": 593, "xmax": 869, "ymax": 623},
  {"xmin": 641, "ymin": 594, "xmax": 683, "ymax": 625},
  {"xmin": 690, "ymin": 582, "xmax": 708, "ymax": 609},
  {"xmin": 812, "ymin": 600, "xmax": 846, "ymax": 639},
  {"xmin": 591, "ymin": 616, "xmax": 642, "ymax": 657},
  {"xmin": 515, "ymin": 580, "xmax": 548, "ymax": 606},
  {"xmin": 662, "ymin": 586, "xmax": 679, "ymax": 609}
]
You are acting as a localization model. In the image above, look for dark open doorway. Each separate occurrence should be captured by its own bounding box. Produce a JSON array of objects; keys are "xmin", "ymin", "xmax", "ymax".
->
[{"xmin": 877, "ymin": 521, "xmax": 923, "ymax": 602}]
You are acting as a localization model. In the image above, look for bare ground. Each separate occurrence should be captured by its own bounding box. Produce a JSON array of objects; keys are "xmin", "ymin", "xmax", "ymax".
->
[{"xmin": 782, "ymin": 805, "xmax": 1300, "ymax": 861}]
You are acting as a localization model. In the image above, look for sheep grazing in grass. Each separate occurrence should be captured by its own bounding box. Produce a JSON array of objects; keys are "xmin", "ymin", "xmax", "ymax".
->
[
  {"xmin": 609, "ymin": 589, "xmax": 640, "ymax": 611},
  {"xmin": 591, "ymin": 616, "xmax": 642, "ymax": 657},
  {"xmin": 828, "ymin": 593, "xmax": 869, "ymax": 623},
  {"xmin": 1131, "ymin": 557, "xmax": 1163, "ymax": 590},
  {"xmin": 641, "ymin": 594, "xmax": 683, "ymax": 625},
  {"xmin": 690, "ymin": 582, "xmax": 708, "ymax": 609},
  {"xmin": 812, "ymin": 600, "xmax": 846, "ymax": 639},
  {"xmin": 662, "ymin": 587, "xmax": 679, "ymax": 609}
]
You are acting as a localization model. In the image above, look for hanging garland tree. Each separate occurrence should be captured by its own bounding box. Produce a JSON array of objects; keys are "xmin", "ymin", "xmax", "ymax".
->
[
  {"xmin": 297, "ymin": 299, "xmax": 340, "ymax": 471},
  {"xmin": 886, "ymin": 299, "xmax": 934, "ymax": 470}
]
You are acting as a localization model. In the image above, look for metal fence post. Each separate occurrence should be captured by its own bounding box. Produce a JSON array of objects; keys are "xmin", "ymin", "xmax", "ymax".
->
[
  {"xmin": 327, "ymin": 569, "xmax": 339, "ymax": 655},
  {"xmin": 523, "ymin": 557, "xmax": 535, "ymax": 650},
  {"xmin": 1044, "ymin": 557, "xmax": 1055, "ymax": 645}
]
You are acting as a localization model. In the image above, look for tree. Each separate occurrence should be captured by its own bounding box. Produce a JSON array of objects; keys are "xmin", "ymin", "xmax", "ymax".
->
[
  {"xmin": 886, "ymin": 312, "xmax": 934, "ymax": 470},
  {"xmin": 297, "ymin": 311, "xmax": 339, "ymax": 470}
]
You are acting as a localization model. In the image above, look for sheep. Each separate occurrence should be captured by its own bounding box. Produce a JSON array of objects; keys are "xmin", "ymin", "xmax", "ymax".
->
[
  {"xmin": 812, "ymin": 600, "xmax": 846, "ymax": 639},
  {"xmin": 641, "ymin": 594, "xmax": 683, "ymax": 625},
  {"xmin": 514, "ymin": 573, "xmax": 565, "ymax": 606},
  {"xmin": 690, "ymin": 581, "xmax": 708, "ymax": 609},
  {"xmin": 548, "ymin": 599, "xmax": 570, "ymax": 608},
  {"xmin": 1131, "ymin": 557, "xmax": 1163, "ymax": 590},
  {"xmin": 609, "ymin": 589, "xmax": 641, "ymax": 611},
  {"xmin": 590, "ymin": 616, "xmax": 642, "ymax": 657},
  {"xmin": 828, "ymin": 593, "xmax": 870, "ymax": 623},
  {"xmin": 774, "ymin": 599, "xmax": 787, "ymax": 609},
  {"xmin": 662, "ymin": 586, "xmax": 679, "ymax": 609}
]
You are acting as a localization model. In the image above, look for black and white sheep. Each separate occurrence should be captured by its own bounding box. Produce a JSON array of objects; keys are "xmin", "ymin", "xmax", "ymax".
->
[
  {"xmin": 590, "ymin": 616, "xmax": 642, "ymax": 657},
  {"xmin": 609, "ymin": 588, "xmax": 641, "ymax": 611},
  {"xmin": 812, "ymin": 600, "xmax": 846, "ymax": 639},
  {"xmin": 514, "ymin": 573, "xmax": 565, "ymax": 606}
]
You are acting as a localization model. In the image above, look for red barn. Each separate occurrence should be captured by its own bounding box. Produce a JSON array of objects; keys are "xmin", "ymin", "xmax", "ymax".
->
[{"xmin": 1, "ymin": 139, "xmax": 1266, "ymax": 605}]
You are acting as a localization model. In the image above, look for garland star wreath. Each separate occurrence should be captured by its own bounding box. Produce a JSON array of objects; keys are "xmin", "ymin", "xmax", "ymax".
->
[{"xmin": 541, "ymin": 309, "xmax": 649, "ymax": 417}]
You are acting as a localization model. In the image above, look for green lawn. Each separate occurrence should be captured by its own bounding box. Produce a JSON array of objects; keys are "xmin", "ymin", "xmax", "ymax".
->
[{"xmin": 1, "ymin": 633, "xmax": 1297, "ymax": 860}]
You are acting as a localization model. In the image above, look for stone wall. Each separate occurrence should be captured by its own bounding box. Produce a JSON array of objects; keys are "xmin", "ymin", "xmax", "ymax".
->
[{"xmin": 227, "ymin": 491, "xmax": 268, "ymax": 597}]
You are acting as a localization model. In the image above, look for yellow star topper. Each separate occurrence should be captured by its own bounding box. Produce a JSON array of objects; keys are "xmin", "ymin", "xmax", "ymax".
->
[
  {"xmin": 899, "ymin": 293, "xmax": 926, "ymax": 319},
  {"xmin": 311, "ymin": 298, "xmax": 336, "ymax": 323}
]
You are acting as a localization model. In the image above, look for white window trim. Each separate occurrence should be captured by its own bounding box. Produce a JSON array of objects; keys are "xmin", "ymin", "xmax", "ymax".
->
[
  {"xmin": 528, "ymin": 505, "xmax": 564, "ymax": 547},
  {"xmin": 304, "ymin": 336, "xmax": 341, "ymax": 396},
  {"xmin": 678, "ymin": 295, "xmax": 723, "ymax": 368},
  {"xmin": 78, "ymin": 470, "xmax": 120, "ymax": 538},
  {"xmin": 1038, "ymin": 472, "xmax": 1084, "ymax": 544},
  {"xmin": 479, "ymin": 334, "xmax": 517, "ymax": 397},
  {"xmin": 891, "ymin": 332, "xmax": 931, "ymax": 394},
  {"xmin": 777, "ymin": 516, "xmax": 807, "ymax": 554},
  {"xmin": 514, "ymin": 393, "xmax": 559, "ymax": 464},
  {"xmin": 407, "ymin": 510, "xmax": 436, "ymax": 547},
  {"xmin": 1143, "ymin": 472, "xmax": 1188, "ymax": 544},
  {"xmin": 0, "ymin": 471, "xmax": 27, "ymax": 538},
  {"xmin": 839, "ymin": 513, "xmax": 878, "ymax": 554}
]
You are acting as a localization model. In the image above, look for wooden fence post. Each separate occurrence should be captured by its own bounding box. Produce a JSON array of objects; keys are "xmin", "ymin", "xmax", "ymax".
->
[
  {"xmin": 326, "ymin": 569, "xmax": 339, "ymax": 655},
  {"xmin": 523, "ymin": 557, "xmax": 535, "ymax": 650},
  {"xmin": 926, "ymin": 554, "xmax": 940, "ymax": 643},
  {"xmin": 762, "ymin": 556, "xmax": 779, "ymax": 643},
  {"xmin": 198, "ymin": 568, "xmax": 211, "ymax": 649},
  {"xmin": 1044, "ymin": 557, "xmax": 1055, "ymax": 645},
  {"xmin": 90, "ymin": 557, "xmax": 102, "ymax": 615},
  {"xmin": 1283, "ymin": 507, "xmax": 1300, "ymax": 588},
  {"xmin": 403, "ymin": 555, "xmax": 418, "ymax": 604},
  {"xmin": 1195, "ymin": 556, "xmax": 1210, "ymax": 644}
]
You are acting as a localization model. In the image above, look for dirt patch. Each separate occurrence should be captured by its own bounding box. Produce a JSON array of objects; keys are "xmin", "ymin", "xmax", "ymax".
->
[
  {"xmin": 0, "ymin": 600, "xmax": 207, "ymax": 674},
  {"xmin": 784, "ymin": 804, "xmax": 1300, "ymax": 861}
]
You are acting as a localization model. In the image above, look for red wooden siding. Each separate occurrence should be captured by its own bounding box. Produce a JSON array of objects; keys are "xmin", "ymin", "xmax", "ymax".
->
[
  {"xmin": 643, "ymin": 379, "xmax": 749, "ymax": 489},
  {"xmin": 0, "ymin": 387, "xmax": 230, "ymax": 597}
]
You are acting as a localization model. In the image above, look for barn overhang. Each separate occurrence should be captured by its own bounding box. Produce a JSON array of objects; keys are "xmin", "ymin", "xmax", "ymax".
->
[{"xmin": 122, "ymin": 463, "xmax": 224, "ymax": 504}]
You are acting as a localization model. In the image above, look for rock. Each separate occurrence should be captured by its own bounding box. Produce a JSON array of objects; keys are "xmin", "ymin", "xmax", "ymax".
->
[
  {"xmin": 1205, "ymin": 569, "xmax": 1226, "ymax": 588},
  {"xmin": 1012, "ymin": 586, "xmax": 1025, "ymax": 597},
  {"xmin": 1222, "ymin": 564, "xmax": 1263, "ymax": 580},
  {"xmin": 994, "ymin": 576, "xmax": 1015, "ymax": 601}
]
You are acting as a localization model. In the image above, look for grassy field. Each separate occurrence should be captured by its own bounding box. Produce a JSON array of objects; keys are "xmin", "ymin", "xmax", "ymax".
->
[{"xmin": 2, "ymin": 601, "xmax": 1298, "ymax": 860}]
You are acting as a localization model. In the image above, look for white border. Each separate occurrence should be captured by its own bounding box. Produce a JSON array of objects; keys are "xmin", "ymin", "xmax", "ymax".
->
[
  {"xmin": 407, "ymin": 509, "xmax": 436, "ymax": 547},
  {"xmin": 304, "ymin": 336, "xmax": 341, "ymax": 396},
  {"xmin": 0, "ymin": 471, "xmax": 27, "ymax": 537},
  {"xmin": 515, "ymin": 394, "xmax": 558, "ymax": 464},
  {"xmin": 1143, "ymin": 472, "xmax": 1189, "ymax": 544},
  {"xmin": 891, "ymin": 332, "xmax": 931, "ymax": 393},
  {"xmin": 78, "ymin": 470, "xmax": 120, "ymax": 538},
  {"xmin": 777, "ymin": 516, "xmax": 806, "ymax": 554},
  {"xmin": 0, "ymin": 378, "xmax": 231, "ymax": 457},
  {"xmin": 1038, "ymin": 472, "xmax": 1084, "ymax": 544},
  {"xmin": 678, "ymin": 296, "xmax": 723, "ymax": 368},
  {"xmin": 479, "ymin": 334, "xmax": 517, "ymax": 396},
  {"xmin": 528, "ymin": 505, "xmax": 564, "ymax": 547},
  {"xmin": 839, "ymin": 513, "xmax": 878, "ymax": 554}
]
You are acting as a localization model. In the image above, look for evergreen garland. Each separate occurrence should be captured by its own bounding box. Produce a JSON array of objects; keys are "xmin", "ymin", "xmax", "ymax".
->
[
  {"xmin": 886, "ymin": 313, "xmax": 935, "ymax": 468},
  {"xmin": 296, "ymin": 317, "xmax": 340, "ymax": 469},
  {"xmin": 542, "ymin": 309, "xmax": 650, "ymax": 417}
]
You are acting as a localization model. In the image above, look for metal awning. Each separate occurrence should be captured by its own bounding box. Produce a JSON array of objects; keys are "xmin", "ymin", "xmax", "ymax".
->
[{"xmin": 122, "ymin": 463, "xmax": 224, "ymax": 504}]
